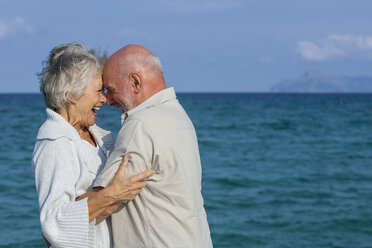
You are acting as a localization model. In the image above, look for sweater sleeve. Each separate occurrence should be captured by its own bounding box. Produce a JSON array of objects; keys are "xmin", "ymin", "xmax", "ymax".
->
[{"xmin": 32, "ymin": 138, "xmax": 95, "ymax": 248}]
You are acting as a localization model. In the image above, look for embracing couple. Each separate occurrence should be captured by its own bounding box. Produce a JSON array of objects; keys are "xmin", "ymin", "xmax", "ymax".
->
[{"xmin": 32, "ymin": 43, "xmax": 213, "ymax": 248}]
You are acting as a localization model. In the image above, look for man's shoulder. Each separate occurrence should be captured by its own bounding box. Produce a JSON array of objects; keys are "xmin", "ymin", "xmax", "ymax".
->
[
  {"xmin": 130, "ymin": 99, "xmax": 191, "ymax": 127},
  {"xmin": 122, "ymin": 100, "xmax": 195, "ymax": 144}
]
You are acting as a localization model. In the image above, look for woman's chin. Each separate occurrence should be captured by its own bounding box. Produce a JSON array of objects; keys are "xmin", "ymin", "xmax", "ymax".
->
[
  {"xmin": 90, "ymin": 111, "xmax": 98, "ymax": 125},
  {"xmin": 85, "ymin": 116, "xmax": 96, "ymax": 127},
  {"xmin": 89, "ymin": 118, "xmax": 96, "ymax": 127}
]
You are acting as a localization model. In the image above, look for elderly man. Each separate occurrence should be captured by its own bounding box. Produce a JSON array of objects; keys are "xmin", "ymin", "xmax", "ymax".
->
[{"xmin": 94, "ymin": 45, "xmax": 213, "ymax": 248}]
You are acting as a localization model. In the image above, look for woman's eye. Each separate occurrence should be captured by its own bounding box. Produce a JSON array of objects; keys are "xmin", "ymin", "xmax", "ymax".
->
[{"xmin": 98, "ymin": 89, "xmax": 106, "ymax": 95}]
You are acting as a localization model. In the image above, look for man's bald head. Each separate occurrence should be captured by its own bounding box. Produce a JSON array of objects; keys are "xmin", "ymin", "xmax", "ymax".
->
[
  {"xmin": 107, "ymin": 45, "xmax": 163, "ymax": 77},
  {"xmin": 103, "ymin": 44, "xmax": 166, "ymax": 111}
]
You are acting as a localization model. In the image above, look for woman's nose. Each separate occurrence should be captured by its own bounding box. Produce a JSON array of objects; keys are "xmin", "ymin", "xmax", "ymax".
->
[
  {"xmin": 105, "ymin": 92, "xmax": 113, "ymax": 105},
  {"xmin": 100, "ymin": 91, "xmax": 107, "ymax": 103}
]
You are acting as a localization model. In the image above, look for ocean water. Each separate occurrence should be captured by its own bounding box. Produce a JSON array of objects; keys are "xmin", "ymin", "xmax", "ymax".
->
[{"xmin": 1, "ymin": 93, "xmax": 372, "ymax": 248}]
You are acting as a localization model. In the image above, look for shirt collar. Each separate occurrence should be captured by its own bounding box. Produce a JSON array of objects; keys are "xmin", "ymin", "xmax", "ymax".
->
[
  {"xmin": 121, "ymin": 87, "xmax": 176, "ymax": 124},
  {"xmin": 37, "ymin": 108, "xmax": 81, "ymax": 141}
]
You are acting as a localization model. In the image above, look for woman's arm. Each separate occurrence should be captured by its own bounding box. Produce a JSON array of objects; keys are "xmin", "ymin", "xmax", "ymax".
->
[
  {"xmin": 76, "ymin": 156, "xmax": 155, "ymax": 222},
  {"xmin": 76, "ymin": 189, "xmax": 121, "ymax": 224},
  {"xmin": 33, "ymin": 139, "xmax": 94, "ymax": 247}
]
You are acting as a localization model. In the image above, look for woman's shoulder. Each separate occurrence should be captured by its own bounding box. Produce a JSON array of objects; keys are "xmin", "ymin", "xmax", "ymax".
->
[
  {"xmin": 32, "ymin": 137, "xmax": 80, "ymax": 177},
  {"xmin": 36, "ymin": 109, "xmax": 81, "ymax": 143},
  {"xmin": 34, "ymin": 137, "xmax": 77, "ymax": 154}
]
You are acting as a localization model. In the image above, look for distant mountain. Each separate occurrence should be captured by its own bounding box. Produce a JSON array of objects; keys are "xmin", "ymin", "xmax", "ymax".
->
[{"xmin": 271, "ymin": 71, "xmax": 372, "ymax": 93}]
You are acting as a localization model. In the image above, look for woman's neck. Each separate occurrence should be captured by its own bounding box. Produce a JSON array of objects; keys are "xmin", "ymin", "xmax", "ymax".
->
[{"xmin": 57, "ymin": 107, "xmax": 96, "ymax": 146}]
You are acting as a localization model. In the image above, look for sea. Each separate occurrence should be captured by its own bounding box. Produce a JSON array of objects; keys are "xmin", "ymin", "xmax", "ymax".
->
[{"xmin": 0, "ymin": 93, "xmax": 372, "ymax": 248}]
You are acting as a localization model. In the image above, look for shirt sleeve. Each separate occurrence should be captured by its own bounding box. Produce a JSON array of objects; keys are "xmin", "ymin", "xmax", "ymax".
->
[
  {"xmin": 32, "ymin": 138, "xmax": 95, "ymax": 248},
  {"xmin": 94, "ymin": 118, "xmax": 155, "ymax": 187}
]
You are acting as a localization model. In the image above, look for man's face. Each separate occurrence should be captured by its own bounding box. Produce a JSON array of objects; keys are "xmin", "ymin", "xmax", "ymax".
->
[{"xmin": 103, "ymin": 64, "xmax": 137, "ymax": 112}]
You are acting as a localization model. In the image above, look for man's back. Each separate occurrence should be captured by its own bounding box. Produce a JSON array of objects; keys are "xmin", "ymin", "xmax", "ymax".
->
[{"xmin": 95, "ymin": 88, "xmax": 212, "ymax": 248}]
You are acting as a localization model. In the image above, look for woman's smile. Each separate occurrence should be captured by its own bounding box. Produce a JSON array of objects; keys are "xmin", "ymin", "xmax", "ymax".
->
[
  {"xmin": 92, "ymin": 105, "xmax": 103, "ymax": 118},
  {"xmin": 72, "ymin": 76, "xmax": 106, "ymax": 129}
]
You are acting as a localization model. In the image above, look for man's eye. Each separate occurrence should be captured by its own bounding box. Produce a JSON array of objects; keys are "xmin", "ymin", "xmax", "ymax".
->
[
  {"xmin": 104, "ymin": 88, "xmax": 108, "ymax": 95},
  {"xmin": 106, "ymin": 88, "xmax": 115, "ymax": 94}
]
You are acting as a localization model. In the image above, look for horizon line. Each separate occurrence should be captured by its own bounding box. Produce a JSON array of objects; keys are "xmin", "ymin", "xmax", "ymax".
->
[{"xmin": 2, "ymin": 91, "xmax": 372, "ymax": 94}]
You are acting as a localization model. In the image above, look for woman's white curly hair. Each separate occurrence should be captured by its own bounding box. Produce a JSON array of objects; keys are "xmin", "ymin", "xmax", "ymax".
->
[{"xmin": 38, "ymin": 42, "xmax": 106, "ymax": 110}]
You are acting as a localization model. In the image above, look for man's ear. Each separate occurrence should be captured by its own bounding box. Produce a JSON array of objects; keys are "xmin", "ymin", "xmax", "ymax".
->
[{"xmin": 129, "ymin": 72, "xmax": 142, "ymax": 94}]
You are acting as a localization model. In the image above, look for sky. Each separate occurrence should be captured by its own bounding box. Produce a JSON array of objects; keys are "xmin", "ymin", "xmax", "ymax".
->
[{"xmin": 1, "ymin": 0, "xmax": 372, "ymax": 93}]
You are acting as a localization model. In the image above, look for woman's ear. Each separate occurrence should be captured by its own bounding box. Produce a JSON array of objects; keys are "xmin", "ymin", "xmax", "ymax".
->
[
  {"xmin": 129, "ymin": 72, "xmax": 142, "ymax": 94},
  {"xmin": 66, "ymin": 93, "xmax": 78, "ymax": 104}
]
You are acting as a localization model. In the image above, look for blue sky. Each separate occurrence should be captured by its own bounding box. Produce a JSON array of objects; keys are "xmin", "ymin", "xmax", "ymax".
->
[{"xmin": 1, "ymin": 0, "xmax": 372, "ymax": 92}]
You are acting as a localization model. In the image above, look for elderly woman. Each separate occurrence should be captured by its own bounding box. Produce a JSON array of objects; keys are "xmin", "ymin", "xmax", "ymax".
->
[{"xmin": 32, "ymin": 43, "xmax": 154, "ymax": 248}]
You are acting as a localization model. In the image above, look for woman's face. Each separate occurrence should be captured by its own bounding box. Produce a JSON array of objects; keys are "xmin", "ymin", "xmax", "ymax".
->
[{"xmin": 74, "ymin": 75, "xmax": 106, "ymax": 128}]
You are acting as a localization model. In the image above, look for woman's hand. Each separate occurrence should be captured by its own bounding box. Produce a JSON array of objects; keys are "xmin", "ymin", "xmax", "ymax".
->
[
  {"xmin": 95, "ymin": 156, "xmax": 155, "ymax": 223},
  {"xmin": 95, "ymin": 201, "xmax": 122, "ymax": 224},
  {"xmin": 86, "ymin": 155, "xmax": 155, "ymax": 223},
  {"xmin": 105, "ymin": 156, "xmax": 155, "ymax": 201}
]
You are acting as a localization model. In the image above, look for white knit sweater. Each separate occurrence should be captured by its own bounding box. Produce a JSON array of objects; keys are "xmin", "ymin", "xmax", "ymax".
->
[{"xmin": 32, "ymin": 109, "xmax": 114, "ymax": 248}]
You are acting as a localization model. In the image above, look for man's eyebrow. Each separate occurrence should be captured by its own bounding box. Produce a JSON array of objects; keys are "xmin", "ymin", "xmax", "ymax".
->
[{"xmin": 105, "ymin": 86, "xmax": 115, "ymax": 92}]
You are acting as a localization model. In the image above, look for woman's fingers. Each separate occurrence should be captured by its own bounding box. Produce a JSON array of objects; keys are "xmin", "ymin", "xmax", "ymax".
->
[
  {"xmin": 107, "ymin": 156, "xmax": 156, "ymax": 201},
  {"xmin": 107, "ymin": 156, "xmax": 129, "ymax": 187},
  {"xmin": 130, "ymin": 181, "xmax": 146, "ymax": 190},
  {"xmin": 129, "ymin": 189, "xmax": 143, "ymax": 200},
  {"xmin": 129, "ymin": 169, "xmax": 156, "ymax": 183},
  {"xmin": 117, "ymin": 156, "xmax": 129, "ymax": 176}
]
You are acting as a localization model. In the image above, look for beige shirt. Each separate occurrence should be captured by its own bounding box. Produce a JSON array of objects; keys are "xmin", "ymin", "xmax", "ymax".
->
[{"xmin": 94, "ymin": 87, "xmax": 213, "ymax": 248}]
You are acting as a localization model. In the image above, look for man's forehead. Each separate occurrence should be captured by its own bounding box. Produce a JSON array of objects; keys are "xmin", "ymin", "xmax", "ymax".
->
[
  {"xmin": 102, "ymin": 78, "xmax": 114, "ymax": 88},
  {"xmin": 103, "ymin": 61, "xmax": 121, "ymax": 80},
  {"xmin": 102, "ymin": 67, "xmax": 116, "ymax": 82},
  {"xmin": 103, "ymin": 81, "xmax": 110, "ymax": 87}
]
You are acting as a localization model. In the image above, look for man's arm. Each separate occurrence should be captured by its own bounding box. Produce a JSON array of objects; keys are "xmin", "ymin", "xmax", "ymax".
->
[{"xmin": 94, "ymin": 119, "xmax": 156, "ymax": 188}]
